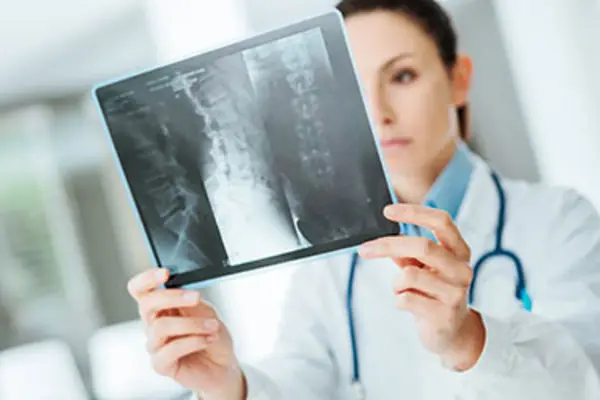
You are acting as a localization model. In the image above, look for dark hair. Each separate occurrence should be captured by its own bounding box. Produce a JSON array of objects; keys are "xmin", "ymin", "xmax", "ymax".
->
[{"xmin": 336, "ymin": 0, "xmax": 469, "ymax": 138}]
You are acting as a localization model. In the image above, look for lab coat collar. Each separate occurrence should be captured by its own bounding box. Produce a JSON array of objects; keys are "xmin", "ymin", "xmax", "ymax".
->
[{"xmin": 454, "ymin": 153, "xmax": 499, "ymax": 243}]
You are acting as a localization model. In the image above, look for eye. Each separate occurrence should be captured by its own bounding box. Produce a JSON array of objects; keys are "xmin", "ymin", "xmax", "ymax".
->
[{"xmin": 392, "ymin": 69, "xmax": 417, "ymax": 85}]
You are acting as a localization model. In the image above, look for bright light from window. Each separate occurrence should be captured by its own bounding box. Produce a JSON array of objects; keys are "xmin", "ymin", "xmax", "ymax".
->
[{"xmin": 144, "ymin": 0, "xmax": 250, "ymax": 62}]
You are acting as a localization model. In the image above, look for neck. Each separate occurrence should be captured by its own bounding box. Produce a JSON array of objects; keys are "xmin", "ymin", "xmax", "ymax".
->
[{"xmin": 391, "ymin": 142, "xmax": 457, "ymax": 204}]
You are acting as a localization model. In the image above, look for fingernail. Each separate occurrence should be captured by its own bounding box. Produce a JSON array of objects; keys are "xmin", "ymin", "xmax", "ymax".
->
[
  {"xmin": 155, "ymin": 269, "xmax": 167, "ymax": 280},
  {"xmin": 383, "ymin": 205, "xmax": 396, "ymax": 218},
  {"xmin": 184, "ymin": 291, "xmax": 199, "ymax": 302},
  {"xmin": 204, "ymin": 319, "xmax": 219, "ymax": 330}
]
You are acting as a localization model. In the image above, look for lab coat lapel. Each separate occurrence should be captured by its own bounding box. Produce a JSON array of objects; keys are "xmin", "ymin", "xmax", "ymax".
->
[{"xmin": 454, "ymin": 155, "xmax": 499, "ymax": 262}]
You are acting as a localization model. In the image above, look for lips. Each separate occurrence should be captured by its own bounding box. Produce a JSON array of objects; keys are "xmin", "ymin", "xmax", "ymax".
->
[{"xmin": 379, "ymin": 137, "xmax": 414, "ymax": 148}]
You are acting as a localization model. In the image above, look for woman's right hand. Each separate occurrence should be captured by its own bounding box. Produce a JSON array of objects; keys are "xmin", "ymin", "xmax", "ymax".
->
[{"xmin": 127, "ymin": 268, "xmax": 246, "ymax": 400}]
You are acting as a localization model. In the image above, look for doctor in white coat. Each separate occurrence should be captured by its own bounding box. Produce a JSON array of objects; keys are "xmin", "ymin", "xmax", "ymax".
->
[{"xmin": 127, "ymin": 0, "xmax": 600, "ymax": 399}]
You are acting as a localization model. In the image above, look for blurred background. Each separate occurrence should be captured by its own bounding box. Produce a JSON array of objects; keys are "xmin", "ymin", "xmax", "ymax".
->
[{"xmin": 1, "ymin": 0, "xmax": 599, "ymax": 398}]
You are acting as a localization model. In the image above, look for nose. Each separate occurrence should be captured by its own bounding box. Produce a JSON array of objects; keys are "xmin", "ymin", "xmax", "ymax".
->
[{"xmin": 367, "ymin": 83, "xmax": 395, "ymax": 127}]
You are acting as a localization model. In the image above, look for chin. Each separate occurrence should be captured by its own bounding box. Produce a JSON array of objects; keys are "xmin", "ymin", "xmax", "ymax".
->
[{"xmin": 382, "ymin": 155, "xmax": 424, "ymax": 175}]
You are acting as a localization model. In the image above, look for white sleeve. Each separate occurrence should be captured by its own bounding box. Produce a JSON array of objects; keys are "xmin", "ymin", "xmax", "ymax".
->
[
  {"xmin": 239, "ymin": 264, "xmax": 339, "ymax": 400},
  {"xmin": 450, "ymin": 190, "xmax": 600, "ymax": 399},
  {"xmin": 188, "ymin": 363, "xmax": 281, "ymax": 400}
]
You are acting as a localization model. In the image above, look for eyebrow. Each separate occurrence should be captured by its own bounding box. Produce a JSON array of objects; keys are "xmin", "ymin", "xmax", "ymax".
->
[{"xmin": 380, "ymin": 52, "xmax": 415, "ymax": 72}]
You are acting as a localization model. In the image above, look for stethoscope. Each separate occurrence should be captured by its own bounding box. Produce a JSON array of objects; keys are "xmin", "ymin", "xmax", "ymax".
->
[{"xmin": 346, "ymin": 171, "xmax": 532, "ymax": 400}]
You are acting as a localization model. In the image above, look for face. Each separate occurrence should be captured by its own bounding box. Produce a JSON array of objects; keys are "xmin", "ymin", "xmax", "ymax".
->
[{"xmin": 344, "ymin": 10, "xmax": 472, "ymax": 176}]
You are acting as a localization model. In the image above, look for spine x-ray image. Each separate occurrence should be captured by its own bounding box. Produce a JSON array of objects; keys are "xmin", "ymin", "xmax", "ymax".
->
[{"xmin": 98, "ymin": 28, "xmax": 394, "ymax": 277}]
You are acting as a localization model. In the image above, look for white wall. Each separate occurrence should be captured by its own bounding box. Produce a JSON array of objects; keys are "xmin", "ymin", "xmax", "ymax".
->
[
  {"xmin": 144, "ymin": 0, "xmax": 249, "ymax": 62},
  {"xmin": 493, "ymin": 0, "xmax": 600, "ymax": 209},
  {"xmin": 242, "ymin": 0, "xmax": 334, "ymax": 32},
  {"xmin": 450, "ymin": 0, "xmax": 540, "ymax": 181}
]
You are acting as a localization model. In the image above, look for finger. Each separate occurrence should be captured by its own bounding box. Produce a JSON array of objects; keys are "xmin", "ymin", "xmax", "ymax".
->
[
  {"xmin": 147, "ymin": 316, "xmax": 220, "ymax": 353},
  {"xmin": 394, "ymin": 267, "xmax": 466, "ymax": 306},
  {"xmin": 383, "ymin": 204, "xmax": 470, "ymax": 262},
  {"xmin": 359, "ymin": 236, "xmax": 472, "ymax": 286},
  {"xmin": 128, "ymin": 269, "xmax": 169, "ymax": 299},
  {"xmin": 152, "ymin": 336, "xmax": 210, "ymax": 376},
  {"xmin": 138, "ymin": 290, "xmax": 204, "ymax": 323},
  {"xmin": 395, "ymin": 290, "xmax": 439, "ymax": 317},
  {"xmin": 395, "ymin": 257, "xmax": 424, "ymax": 268}
]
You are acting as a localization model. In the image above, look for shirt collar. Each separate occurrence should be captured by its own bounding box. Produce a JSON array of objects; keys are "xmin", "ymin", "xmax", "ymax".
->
[
  {"xmin": 424, "ymin": 140, "xmax": 474, "ymax": 220},
  {"xmin": 401, "ymin": 140, "xmax": 474, "ymax": 237}
]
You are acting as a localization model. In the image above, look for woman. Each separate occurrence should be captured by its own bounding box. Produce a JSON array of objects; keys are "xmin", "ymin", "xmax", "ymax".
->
[{"xmin": 127, "ymin": 0, "xmax": 600, "ymax": 399}]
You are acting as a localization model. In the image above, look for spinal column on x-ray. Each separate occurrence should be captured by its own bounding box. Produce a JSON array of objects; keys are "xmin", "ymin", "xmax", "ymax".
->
[
  {"xmin": 243, "ymin": 29, "xmax": 358, "ymax": 245},
  {"xmin": 149, "ymin": 122, "xmax": 207, "ymax": 269},
  {"xmin": 99, "ymin": 94, "xmax": 212, "ymax": 274},
  {"xmin": 179, "ymin": 56, "xmax": 300, "ymax": 266}
]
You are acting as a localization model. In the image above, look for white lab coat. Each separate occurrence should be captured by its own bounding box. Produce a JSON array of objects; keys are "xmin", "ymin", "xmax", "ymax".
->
[{"xmin": 198, "ymin": 154, "xmax": 600, "ymax": 399}]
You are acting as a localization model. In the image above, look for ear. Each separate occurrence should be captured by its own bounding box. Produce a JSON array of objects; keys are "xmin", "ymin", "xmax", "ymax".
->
[{"xmin": 451, "ymin": 54, "xmax": 473, "ymax": 107}]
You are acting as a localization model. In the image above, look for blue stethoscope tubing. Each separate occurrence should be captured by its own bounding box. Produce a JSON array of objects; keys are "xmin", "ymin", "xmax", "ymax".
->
[{"xmin": 346, "ymin": 171, "xmax": 531, "ymax": 397}]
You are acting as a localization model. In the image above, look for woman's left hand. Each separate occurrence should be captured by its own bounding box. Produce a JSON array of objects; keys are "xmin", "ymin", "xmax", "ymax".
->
[{"xmin": 358, "ymin": 203, "xmax": 485, "ymax": 371}]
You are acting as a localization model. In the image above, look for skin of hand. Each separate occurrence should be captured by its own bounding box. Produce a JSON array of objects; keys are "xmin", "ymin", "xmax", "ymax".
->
[
  {"xmin": 358, "ymin": 203, "xmax": 485, "ymax": 371},
  {"xmin": 127, "ymin": 269, "xmax": 247, "ymax": 399}
]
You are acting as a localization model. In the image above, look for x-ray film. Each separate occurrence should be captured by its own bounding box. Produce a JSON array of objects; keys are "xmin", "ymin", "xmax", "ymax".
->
[{"xmin": 93, "ymin": 10, "xmax": 399, "ymax": 288}]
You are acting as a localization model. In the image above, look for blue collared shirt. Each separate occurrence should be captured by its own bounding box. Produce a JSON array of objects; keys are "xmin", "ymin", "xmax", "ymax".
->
[{"xmin": 401, "ymin": 141, "xmax": 474, "ymax": 240}]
